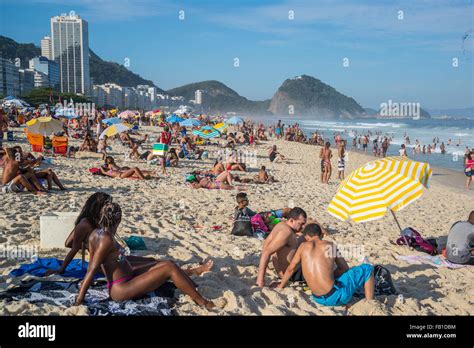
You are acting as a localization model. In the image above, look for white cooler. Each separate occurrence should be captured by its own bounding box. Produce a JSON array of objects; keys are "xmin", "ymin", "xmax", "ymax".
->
[{"xmin": 40, "ymin": 212, "xmax": 79, "ymax": 249}]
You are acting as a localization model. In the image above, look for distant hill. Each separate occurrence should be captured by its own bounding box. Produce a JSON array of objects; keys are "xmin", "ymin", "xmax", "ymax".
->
[
  {"xmin": 364, "ymin": 107, "xmax": 378, "ymax": 116},
  {"xmin": 167, "ymin": 80, "xmax": 271, "ymax": 114},
  {"xmin": 426, "ymin": 107, "xmax": 474, "ymax": 119},
  {"xmin": 0, "ymin": 35, "xmax": 40, "ymax": 68},
  {"xmin": 0, "ymin": 35, "xmax": 163, "ymax": 91},
  {"xmin": 268, "ymin": 75, "xmax": 365, "ymax": 118}
]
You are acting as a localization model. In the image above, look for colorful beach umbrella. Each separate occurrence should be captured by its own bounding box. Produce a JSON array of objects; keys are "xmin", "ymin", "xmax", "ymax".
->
[
  {"xmin": 192, "ymin": 126, "xmax": 220, "ymax": 139},
  {"xmin": 99, "ymin": 123, "xmax": 132, "ymax": 139},
  {"xmin": 118, "ymin": 110, "xmax": 137, "ymax": 119},
  {"xmin": 26, "ymin": 116, "xmax": 64, "ymax": 136},
  {"xmin": 102, "ymin": 117, "xmax": 123, "ymax": 126},
  {"xmin": 327, "ymin": 156, "xmax": 432, "ymax": 227},
  {"xmin": 180, "ymin": 118, "xmax": 201, "ymax": 127},
  {"xmin": 214, "ymin": 122, "xmax": 228, "ymax": 132},
  {"xmin": 225, "ymin": 116, "xmax": 244, "ymax": 125},
  {"xmin": 166, "ymin": 114, "xmax": 184, "ymax": 123}
]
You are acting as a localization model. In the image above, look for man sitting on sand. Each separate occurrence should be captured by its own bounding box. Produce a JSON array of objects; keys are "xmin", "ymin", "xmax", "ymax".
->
[
  {"xmin": 446, "ymin": 211, "xmax": 474, "ymax": 265},
  {"xmin": 276, "ymin": 223, "xmax": 375, "ymax": 307},
  {"xmin": 1, "ymin": 148, "xmax": 45, "ymax": 194},
  {"xmin": 256, "ymin": 207, "xmax": 308, "ymax": 287}
]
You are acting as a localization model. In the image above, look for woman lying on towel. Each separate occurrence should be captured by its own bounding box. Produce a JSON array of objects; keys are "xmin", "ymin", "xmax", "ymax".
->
[
  {"xmin": 74, "ymin": 202, "xmax": 215, "ymax": 309},
  {"xmin": 100, "ymin": 156, "xmax": 157, "ymax": 180},
  {"xmin": 187, "ymin": 171, "xmax": 246, "ymax": 190}
]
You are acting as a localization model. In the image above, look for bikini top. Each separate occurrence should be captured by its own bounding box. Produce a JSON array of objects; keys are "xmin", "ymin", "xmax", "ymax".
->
[{"xmin": 97, "ymin": 228, "xmax": 130, "ymax": 264}]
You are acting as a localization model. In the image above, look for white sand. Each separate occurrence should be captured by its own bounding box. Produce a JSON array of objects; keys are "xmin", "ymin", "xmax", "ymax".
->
[{"xmin": 0, "ymin": 126, "xmax": 473, "ymax": 315}]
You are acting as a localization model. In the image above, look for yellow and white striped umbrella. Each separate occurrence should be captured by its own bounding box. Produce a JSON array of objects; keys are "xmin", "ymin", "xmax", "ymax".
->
[
  {"xmin": 99, "ymin": 123, "xmax": 132, "ymax": 139},
  {"xmin": 327, "ymin": 156, "xmax": 432, "ymax": 223},
  {"xmin": 26, "ymin": 116, "xmax": 64, "ymax": 135}
]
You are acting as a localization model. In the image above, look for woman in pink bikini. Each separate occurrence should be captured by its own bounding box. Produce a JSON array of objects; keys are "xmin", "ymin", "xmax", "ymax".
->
[{"xmin": 75, "ymin": 202, "xmax": 215, "ymax": 309}]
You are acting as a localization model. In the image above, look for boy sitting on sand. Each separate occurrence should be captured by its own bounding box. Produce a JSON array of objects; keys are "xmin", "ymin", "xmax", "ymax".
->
[{"xmin": 277, "ymin": 223, "xmax": 375, "ymax": 307}]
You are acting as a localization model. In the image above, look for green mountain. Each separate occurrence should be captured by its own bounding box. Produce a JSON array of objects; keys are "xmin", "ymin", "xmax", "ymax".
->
[
  {"xmin": 0, "ymin": 35, "xmax": 40, "ymax": 68},
  {"xmin": 89, "ymin": 50, "xmax": 164, "ymax": 92},
  {"xmin": 167, "ymin": 80, "xmax": 271, "ymax": 114},
  {"xmin": 268, "ymin": 75, "xmax": 365, "ymax": 118},
  {"xmin": 0, "ymin": 35, "xmax": 163, "ymax": 91}
]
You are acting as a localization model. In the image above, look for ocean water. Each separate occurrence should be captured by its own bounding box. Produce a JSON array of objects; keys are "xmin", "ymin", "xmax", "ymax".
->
[{"xmin": 250, "ymin": 116, "xmax": 474, "ymax": 172}]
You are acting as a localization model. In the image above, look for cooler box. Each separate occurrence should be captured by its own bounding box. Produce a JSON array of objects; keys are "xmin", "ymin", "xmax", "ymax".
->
[
  {"xmin": 40, "ymin": 212, "xmax": 79, "ymax": 249},
  {"xmin": 152, "ymin": 143, "xmax": 169, "ymax": 156}
]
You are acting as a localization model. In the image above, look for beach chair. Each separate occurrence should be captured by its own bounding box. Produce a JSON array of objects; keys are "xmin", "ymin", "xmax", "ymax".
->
[
  {"xmin": 52, "ymin": 136, "xmax": 68, "ymax": 156},
  {"xmin": 26, "ymin": 133, "xmax": 44, "ymax": 153}
]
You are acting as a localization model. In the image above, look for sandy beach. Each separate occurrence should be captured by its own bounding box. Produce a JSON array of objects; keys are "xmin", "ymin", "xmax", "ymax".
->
[{"xmin": 0, "ymin": 126, "xmax": 473, "ymax": 316}]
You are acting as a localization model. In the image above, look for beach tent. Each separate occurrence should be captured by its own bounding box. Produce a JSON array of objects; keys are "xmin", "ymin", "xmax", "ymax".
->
[
  {"xmin": 225, "ymin": 116, "xmax": 244, "ymax": 125},
  {"xmin": 99, "ymin": 123, "xmax": 132, "ymax": 139},
  {"xmin": 327, "ymin": 156, "xmax": 432, "ymax": 241},
  {"xmin": 102, "ymin": 117, "xmax": 123, "ymax": 126},
  {"xmin": 26, "ymin": 116, "xmax": 64, "ymax": 136},
  {"xmin": 180, "ymin": 118, "xmax": 201, "ymax": 127},
  {"xmin": 166, "ymin": 114, "xmax": 184, "ymax": 123}
]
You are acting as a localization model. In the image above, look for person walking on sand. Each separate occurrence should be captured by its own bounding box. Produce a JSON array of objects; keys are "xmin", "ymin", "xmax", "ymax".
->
[
  {"xmin": 464, "ymin": 152, "xmax": 474, "ymax": 190},
  {"xmin": 276, "ymin": 223, "xmax": 375, "ymax": 307},
  {"xmin": 319, "ymin": 142, "xmax": 332, "ymax": 184},
  {"xmin": 337, "ymin": 140, "xmax": 346, "ymax": 181}
]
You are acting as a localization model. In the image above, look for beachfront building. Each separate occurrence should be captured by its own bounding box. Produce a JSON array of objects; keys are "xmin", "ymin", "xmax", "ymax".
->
[
  {"xmin": 123, "ymin": 87, "xmax": 138, "ymax": 109},
  {"xmin": 51, "ymin": 13, "xmax": 91, "ymax": 95},
  {"xmin": 33, "ymin": 70, "xmax": 50, "ymax": 88},
  {"xmin": 0, "ymin": 56, "xmax": 20, "ymax": 97},
  {"xmin": 29, "ymin": 56, "xmax": 60, "ymax": 89},
  {"xmin": 18, "ymin": 69, "xmax": 35, "ymax": 95},
  {"xmin": 41, "ymin": 36, "xmax": 52, "ymax": 60}
]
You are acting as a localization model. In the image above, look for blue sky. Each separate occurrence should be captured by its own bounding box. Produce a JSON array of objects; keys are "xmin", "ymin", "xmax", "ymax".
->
[{"xmin": 0, "ymin": 0, "xmax": 473, "ymax": 109}]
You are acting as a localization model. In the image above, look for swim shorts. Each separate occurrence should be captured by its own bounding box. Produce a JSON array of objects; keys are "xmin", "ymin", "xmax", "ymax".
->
[{"xmin": 312, "ymin": 263, "xmax": 373, "ymax": 306}]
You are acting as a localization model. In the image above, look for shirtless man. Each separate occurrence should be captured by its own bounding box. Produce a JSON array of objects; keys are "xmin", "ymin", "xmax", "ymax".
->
[
  {"xmin": 319, "ymin": 142, "xmax": 332, "ymax": 184},
  {"xmin": 1, "ymin": 148, "xmax": 45, "ymax": 194},
  {"xmin": 256, "ymin": 207, "xmax": 307, "ymax": 287},
  {"xmin": 277, "ymin": 223, "xmax": 375, "ymax": 307}
]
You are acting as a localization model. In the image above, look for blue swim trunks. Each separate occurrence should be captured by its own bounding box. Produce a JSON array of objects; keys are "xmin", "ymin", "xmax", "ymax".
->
[{"xmin": 312, "ymin": 263, "xmax": 374, "ymax": 306}]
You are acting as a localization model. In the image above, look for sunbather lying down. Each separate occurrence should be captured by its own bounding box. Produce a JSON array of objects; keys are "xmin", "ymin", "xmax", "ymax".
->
[
  {"xmin": 100, "ymin": 156, "xmax": 158, "ymax": 180},
  {"xmin": 234, "ymin": 166, "xmax": 278, "ymax": 184},
  {"xmin": 186, "ymin": 171, "xmax": 246, "ymax": 191},
  {"xmin": 75, "ymin": 202, "xmax": 215, "ymax": 309}
]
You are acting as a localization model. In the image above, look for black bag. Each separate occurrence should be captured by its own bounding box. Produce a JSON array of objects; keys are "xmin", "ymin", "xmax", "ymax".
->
[
  {"xmin": 178, "ymin": 150, "xmax": 185, "ymax": 159},
  {"xmin": 355, "ymin": 264, "xmax": 396, "ymax": 297},
  {"xmin": 231, "ymin": 209, "xmax": 253, "ymax": 236}
]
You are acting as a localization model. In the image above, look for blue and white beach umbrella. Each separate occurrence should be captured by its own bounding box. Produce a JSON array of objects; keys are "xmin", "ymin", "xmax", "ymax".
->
[
  {"xmin": 180, "ymin": 118, "xmax": 201, "ymax": 127},
  {"xmin": 102, "ymin": 117, "xmax": 123, "ymax": 126},
  {"xmin": 166, "ymin": 114, "xmax": 184, "ymax": 123},
  {"xmin": 225, "ymin": 116, "xmax": 244, "ymax": 125}
]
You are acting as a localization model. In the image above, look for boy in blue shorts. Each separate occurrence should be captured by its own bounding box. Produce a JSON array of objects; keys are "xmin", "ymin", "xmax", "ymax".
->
[{"xmin": 277, "ymin": 223, "xmax": 375, "ymax": 306}]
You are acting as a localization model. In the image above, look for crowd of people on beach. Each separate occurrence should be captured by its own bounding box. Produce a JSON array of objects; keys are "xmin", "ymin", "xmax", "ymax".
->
[{"xmin": 1, "ymin": 104, "xmax": 473, "ymax": 313}]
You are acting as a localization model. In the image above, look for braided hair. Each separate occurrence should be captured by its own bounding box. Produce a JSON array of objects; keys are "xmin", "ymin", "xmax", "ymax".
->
[
  {"xmin": 75, "ymin": 192, "xmax": 112, "ymax": 228},
  {"xmin": 99, "ymin": 202, "xmax": 122, "ymax": 229}
]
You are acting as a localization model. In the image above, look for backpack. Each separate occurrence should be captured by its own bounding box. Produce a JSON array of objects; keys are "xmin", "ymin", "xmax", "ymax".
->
[
  {"xmin": 231, "ymin": 209, "xmax": 253, "ymax": 237},
  {"xmin": 355, "ymin": 264, "xmax": 397, "ymax": 297},
  {"xmin": 396, "ymin": 227, "xmax": 438, "ymax": 255}
]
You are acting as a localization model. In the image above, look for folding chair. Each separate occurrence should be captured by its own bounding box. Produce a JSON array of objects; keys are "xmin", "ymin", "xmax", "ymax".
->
[{"xmin": 52, "ymin": 136, "xmax": 68, "ymax": 156}]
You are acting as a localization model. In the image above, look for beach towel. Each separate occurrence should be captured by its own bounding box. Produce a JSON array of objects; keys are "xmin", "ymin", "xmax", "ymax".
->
[
  {"xmin": 9, "ymin": 258, "xmax": 102, "ymax": 279},
  {"xmin": 0, "ymin": 279, "xmax": 175, "ymax": 316},
  {"xmin": 396, "ymin": 255, "xmax": 474, "ymax": 269}
]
